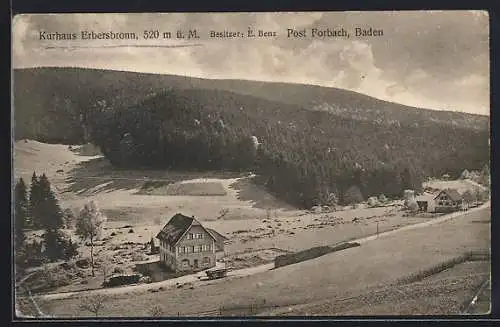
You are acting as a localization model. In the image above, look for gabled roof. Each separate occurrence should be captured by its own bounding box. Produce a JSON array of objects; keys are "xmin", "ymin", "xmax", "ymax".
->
[
  {"xmin": 434, "ymin": 188, "xmax": 463, "ymax": 202},
  {"xmin": 206, "ymin": 228, "xmax": 229, "ymax": 245},
  {"xmin": 156, "ymin": 213, "xmax": 217, "ymax": 245},
  {"xmin": 156, "ymin": 213, "xmax": 194, "ymax": 245}
]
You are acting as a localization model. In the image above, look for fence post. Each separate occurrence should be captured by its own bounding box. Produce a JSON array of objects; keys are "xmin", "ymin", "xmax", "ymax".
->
[{"xmin": 219, "ymin": 306, "xmax": 223, "ymax": 316}]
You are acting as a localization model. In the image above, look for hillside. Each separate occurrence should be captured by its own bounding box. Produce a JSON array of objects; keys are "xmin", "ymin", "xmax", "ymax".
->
[
  {"xmin": 13, "ymin": 140, "xmax": 297, "ymax": 223},
  {"xmin": 86, "ymin": 88, "xmax": 488, "ymax": 207},
  {"xmin": 13, "ymin": 67, "xmax": 490, "ymax": 208},
  {"xmin": 13, "ymin": 67, "xmax": 489, "ymax": 143}
]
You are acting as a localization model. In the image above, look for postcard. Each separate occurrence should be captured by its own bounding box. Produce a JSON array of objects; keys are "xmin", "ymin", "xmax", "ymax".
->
[{"xmin": 12, "ymin": 11, "xmax": 491, "ymax": 318}]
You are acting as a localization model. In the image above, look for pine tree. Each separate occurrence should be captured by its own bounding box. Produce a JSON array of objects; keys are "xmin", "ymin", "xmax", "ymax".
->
[
  {"xmin": 36, "ymin": 174, "xmax": 67, "ymax": 261},
  {"xmin": 37, "ymin": 174, "xmax": 64, "ymax": 230},
  {"xmin": 344, "ymin": 185, "xmax": 364, "ymax": 205},
  {"xmin": 400, "ymin": 164, "xmax": 423, "ymax": 194},
  {"xmin": 14, "ymin": 178, "xmax": 28, "ymax": 257},
  {"xmin": 28, "ymin": 172, "xmax": 41, "ymax": 229},
  {"xmin": 43, "ymin": 229, "xmax": 65, "ymax": 261}
]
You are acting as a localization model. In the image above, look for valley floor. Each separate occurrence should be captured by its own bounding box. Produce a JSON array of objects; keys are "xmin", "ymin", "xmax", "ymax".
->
[
  {"xmin": 13, "ymin": 140, "xmax": 491, "ymax": 317},
  {"xmin": 15, "ymin": 140, "xmax": 436, "ymax": 294},
  {"xmin": 22, "ymin": 205, "xmax": 490, "ymax": 317}
]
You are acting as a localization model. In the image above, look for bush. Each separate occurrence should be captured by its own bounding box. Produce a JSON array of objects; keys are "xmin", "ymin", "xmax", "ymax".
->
[
  {"xmin": 378, "ymin": 194, "xmax": 387, "ymax": 203},
  {"xmin": 43, "ymin": 230, "xmax": 78, "ymax": 262},
  {"xmin": 406, "ymin": 199, "xmax": 419, "ymax": 213},
  {"xmin": 344, "ymin": 185, "xmax": 364, "ymax": 205},
  {"xmin": 274, "ymin": 242, "xmax": 360, "ymax": 268},
  {"xmin": 21, "ymin": 264, "xmax": 76, "ymax": 293},
  {"xmin": 367, "ymin": 197, "xmax": 379, "ymax": 207},
  {"xmin": 103, "ymin": 274, "xmax": 141, "ymax": 287},
  {"xmin": 148, "ymin": 305, "xmax": 163, "ymax": 317},
  {"xmin": 23, "ymin": 241, "xmax": 44, "ymax": 267}
]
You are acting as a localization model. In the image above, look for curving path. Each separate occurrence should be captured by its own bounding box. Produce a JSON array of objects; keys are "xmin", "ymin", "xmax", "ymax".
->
[{"xmin": 32, "ymin": 201, "xmax": 490, "ymax": 302}]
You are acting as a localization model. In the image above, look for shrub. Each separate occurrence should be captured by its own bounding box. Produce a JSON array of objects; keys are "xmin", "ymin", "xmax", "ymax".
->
[
  {"xmin": 406, "ymin": 199, "xmax": 419, "ymax": 213},
  {"xmin": 344, "ymin": 185, "xmax": 364, "ymax": 205},
  {"xmin": 378, "ymin": 194, "xmax": 387, "ymax": 203},
  {"xmin": 274, "ymin": 242, "xmax": 360, "ymax": 268}
]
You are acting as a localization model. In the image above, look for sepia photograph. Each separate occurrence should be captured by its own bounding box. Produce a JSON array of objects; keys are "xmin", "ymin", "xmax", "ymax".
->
[{"xmin": 12, "ymin": 11, "xmax": 491, "ymax": 318}]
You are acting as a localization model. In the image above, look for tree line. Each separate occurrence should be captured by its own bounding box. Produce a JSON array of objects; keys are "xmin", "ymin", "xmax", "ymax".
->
[
  {"xmin": 84, "ymin": 88, "xmax": 489, "ymax": 208},
  {"xmin": 15, "ymin": 173, "xmax": 105, "ymax": 275},
  {"xmin": 15, "ymin": 173, "xmax": 77, "ymax": 267}
]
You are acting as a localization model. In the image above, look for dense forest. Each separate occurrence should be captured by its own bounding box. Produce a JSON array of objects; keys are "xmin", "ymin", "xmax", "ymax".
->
[
  {"xmin": 85, "ymin": 88, "xmax": 488, "ymax": 208},
  {"xmin": 13, "ymin": 68, "xmax": 490, "ymax": 208},
  {"xmin": 14, "ymin": 67, "xmax": 489, "ymax": 143}
]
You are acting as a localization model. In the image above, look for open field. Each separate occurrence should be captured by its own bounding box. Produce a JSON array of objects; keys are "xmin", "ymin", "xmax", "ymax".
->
[
  {"xmin": 423, "ymin": 178, "xmax": 488, "ymax": 193},
  {"xmin": 14, "ymin": 140, "xmax": 441, "ymax": 295},
  {"xmin": 29, "ymin": 205, "xmax": 490, "ymax": 317},
  {"xmin": 14, "ymin": 140, "xmax": 490, "ymax": 317},
  {"xmin": 269, "ymin": 260, "xmax": 490, "ymax": 316}
]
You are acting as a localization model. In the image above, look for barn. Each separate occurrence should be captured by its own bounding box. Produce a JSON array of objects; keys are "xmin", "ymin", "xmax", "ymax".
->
[{"xmin": 415, "ymin": 194, "xmax": 436, "ymax": 213}]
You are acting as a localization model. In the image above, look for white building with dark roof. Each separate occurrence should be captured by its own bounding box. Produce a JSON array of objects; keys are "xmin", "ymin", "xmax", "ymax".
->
[{"xmin": 156, "ymin": 213, "xmax": 226, "ymax": 272}]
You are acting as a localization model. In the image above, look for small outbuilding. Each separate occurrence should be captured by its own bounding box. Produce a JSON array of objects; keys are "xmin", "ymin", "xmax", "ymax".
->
[{"xmin": 415, "ymin": 194, "xmax": 436, "ymax": 213}]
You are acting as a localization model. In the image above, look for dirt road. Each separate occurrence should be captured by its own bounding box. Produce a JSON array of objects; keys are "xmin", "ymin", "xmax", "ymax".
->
[
  {"xmin": 33, "ymin": 201, "xmax": 490, "ymax": 302},
  {"xmin": 356, "ymin": 201, "xmax": 490, "ymax": 244},
  {"xmin": 35, "ymin": 262, "xmax": 274, "ymax": 301}
]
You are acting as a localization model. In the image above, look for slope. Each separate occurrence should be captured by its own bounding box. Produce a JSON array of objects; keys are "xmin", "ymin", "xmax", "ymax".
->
[
  {"xmin": 86, "ymin": 87, "xmax": 489, "ymax": 207},
  {"xmin": 13, "ymin": 67, "xmax": 488, "ymax": 143}
]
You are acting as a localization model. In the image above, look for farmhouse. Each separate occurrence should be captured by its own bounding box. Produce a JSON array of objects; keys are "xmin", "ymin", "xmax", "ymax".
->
[
  {"xmin": 433, "ymin": 188, "xmax": 465, "ymax": 213},
  {"xmin": 156, "ymin": 213, "xmax": 226, "ymax": 272}
]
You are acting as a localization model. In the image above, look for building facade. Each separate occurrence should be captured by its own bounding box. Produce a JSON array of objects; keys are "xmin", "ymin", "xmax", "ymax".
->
[
  {"xmin": 157, "ymin": 213, "xmax": 220, "ymax": 272},
  {"xmin": 433, "ymin": 189, "xmax": 464, "ymax": 213}
]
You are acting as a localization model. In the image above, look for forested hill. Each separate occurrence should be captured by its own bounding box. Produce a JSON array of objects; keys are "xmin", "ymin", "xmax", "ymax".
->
[
  {"xmin": 13, "ymin": 67, "xmax": 488, "ymax": 143},
  {"xmin": 13, "ymin": 67, "xmax": 489, "ymax": 208},
  {"xmin": 88, "ymin": 88, "xmax": 488, "ymax": 208}
]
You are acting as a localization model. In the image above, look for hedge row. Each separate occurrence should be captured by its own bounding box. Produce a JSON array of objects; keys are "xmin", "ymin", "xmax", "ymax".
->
[{"xmin": 274, "ymin": 242, "xmax": 361, "ymax": 268}]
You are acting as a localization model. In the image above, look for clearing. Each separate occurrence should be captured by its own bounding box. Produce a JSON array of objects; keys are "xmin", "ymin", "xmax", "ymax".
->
[{"xmin": 14, "ymin": 140, "xmax": 487, "ymax": 308}]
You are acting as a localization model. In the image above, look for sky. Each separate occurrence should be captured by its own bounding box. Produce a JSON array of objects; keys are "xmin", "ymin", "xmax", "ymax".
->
[{"xmin": 12, "ymin": 11, "xmax": 490, "ymax": 115}]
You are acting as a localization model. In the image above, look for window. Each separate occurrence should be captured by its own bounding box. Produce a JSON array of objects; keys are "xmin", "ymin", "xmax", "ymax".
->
[
  {"xmin": 202, "ymin": 244, "xmax": 211, "ymax": 252},
  {"xmin": 179, "ymin": 246, "xmax": 190, "ymax": 254},
  {"xmin": 187, "ymin": 233, "xmax": 193, "ymax": 240},
  {"xmin": 193, "ymin": 246, "xmax": 199, "ymax": 253},
  {"xmin": 203, "ymin": 257, "xmax": 211, "ymax": 265},
  {"xmin": 195, "ymin": 233, "xmax": 203, "ymax": 239}
]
